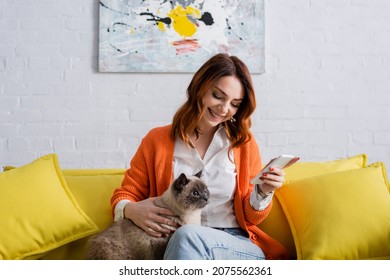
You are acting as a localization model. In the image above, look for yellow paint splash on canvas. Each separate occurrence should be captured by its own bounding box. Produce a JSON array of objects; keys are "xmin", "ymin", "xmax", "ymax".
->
[
  {"xmin": 157, "ymin": 21, "xmax": 166, "ymax": 31},
  {"xmin": 168, "ymin": 5, "xmax": 201, "ymax": 37}
]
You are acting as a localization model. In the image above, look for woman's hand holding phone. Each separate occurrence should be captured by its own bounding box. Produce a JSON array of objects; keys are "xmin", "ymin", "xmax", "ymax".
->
[{"xmin": 251, "ymin": 155, "xmax": 300, "ymax": 195}]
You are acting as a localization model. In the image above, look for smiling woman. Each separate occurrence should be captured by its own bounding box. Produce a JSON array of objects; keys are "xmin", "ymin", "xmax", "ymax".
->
[
  {"xmin": 172, "ymin": 53, "xmax": 256, "ymax": 151},
  {"xmin": 200, "ymin": 76, "xmax": 244, "ymax": 130},
  {"xmin": 109, "ymin": 53, "xmax": 289, "ymax": 260}
]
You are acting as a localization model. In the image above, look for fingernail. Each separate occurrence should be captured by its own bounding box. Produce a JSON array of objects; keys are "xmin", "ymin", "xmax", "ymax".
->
[
  {"xmin": 270, "ymin": 167, "xmax": 274, "ymax": 172},
  {"xmin": 262, "ymin": 173, "xmax": 267, "ymax": 177}
]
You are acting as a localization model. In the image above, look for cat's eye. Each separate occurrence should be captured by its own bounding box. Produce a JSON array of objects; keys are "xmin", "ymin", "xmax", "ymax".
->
[{"xmin": 192, "ymin": 190, "xmax": 200, "ymax": 197}]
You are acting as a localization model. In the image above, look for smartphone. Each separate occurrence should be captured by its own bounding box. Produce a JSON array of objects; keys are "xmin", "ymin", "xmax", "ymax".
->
[{"xmin": 250, "ymin": 155, "xmax": 300, "ymax": 185}]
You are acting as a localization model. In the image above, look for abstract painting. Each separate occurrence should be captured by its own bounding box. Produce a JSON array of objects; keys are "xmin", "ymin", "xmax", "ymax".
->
[{"xmin": 99, "ymin": 0, "xmax": 264, "ymax": 73}]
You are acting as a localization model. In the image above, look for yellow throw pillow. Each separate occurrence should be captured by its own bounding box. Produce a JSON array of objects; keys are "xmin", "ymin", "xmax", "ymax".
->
[
  {"xmin": 275, "ymin": 162, "xmax": 390, "ymax": 260},
  {"xmin": 40, "ymin": 168, "xmax": 125, "ymax": 260},
  {"xmin": 284, "ymin": 154, "xmax": 367, "ymax": 183},
  {"xmin": 0, "ymin": 154, "xmax": 99, "ymax": 260},
  {"xmin": 259, "ymin": 154, "xmax": 367, "ymax": 259}
]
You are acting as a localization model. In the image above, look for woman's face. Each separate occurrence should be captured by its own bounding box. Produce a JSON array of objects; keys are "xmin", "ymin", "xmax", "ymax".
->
[{"xmin": 199, "ymin": 75, "xmax": 244, "ymax": 131}]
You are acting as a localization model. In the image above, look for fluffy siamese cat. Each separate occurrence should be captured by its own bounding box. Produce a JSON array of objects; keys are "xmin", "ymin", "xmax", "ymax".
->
[{"xmin": 86, "ymin": 171, "xmax": 209, "ymax": 260}]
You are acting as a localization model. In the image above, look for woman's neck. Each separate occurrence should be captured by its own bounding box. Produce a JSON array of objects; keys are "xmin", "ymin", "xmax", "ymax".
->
[
  {"xmin": 190, "ymin": 125, "xmax": 219, "ymax": 159},
  {"xmin": 196, "ymin": 123, "xmax": 219, "ymax": 137}
]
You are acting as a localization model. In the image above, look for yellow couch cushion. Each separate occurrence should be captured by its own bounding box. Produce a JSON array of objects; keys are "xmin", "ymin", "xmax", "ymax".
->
[
  {"xmin": 258, "ymin": 154, "xmax": 367, "ymax": 259},
  {"xmin": 284, "ymin": 153, "xmax": 367, "ymax": 183},
  {"xmin": 0, "ymin": 154, "xmax": 99, "ymax": 260},
  {"xmin": 275, "ymin": 162, "xmax": 390, "ymax": 260},
  {"xmin": 62, "ymin": 169, "xmax": 124, "ymax": 230},
  {"xmin": 40, "ymin": 168, "xmax": 125, "ymax": 259}
]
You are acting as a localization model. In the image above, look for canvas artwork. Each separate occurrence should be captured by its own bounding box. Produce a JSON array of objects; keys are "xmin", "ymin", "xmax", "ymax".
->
[{"xmin": 98, "ymin": 0, "xmax": 264, "ymax": 73}]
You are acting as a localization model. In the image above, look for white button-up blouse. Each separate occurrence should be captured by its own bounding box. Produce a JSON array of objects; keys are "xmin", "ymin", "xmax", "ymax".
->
[{"xmin": 114, "ymin": 127, "xmax": 273, "ymax": 225}]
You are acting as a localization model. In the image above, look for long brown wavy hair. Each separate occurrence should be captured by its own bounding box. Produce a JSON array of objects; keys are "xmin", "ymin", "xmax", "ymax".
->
[{"xmin": 171, "ymin": 53, "xmax": 256, "ymax": 150}]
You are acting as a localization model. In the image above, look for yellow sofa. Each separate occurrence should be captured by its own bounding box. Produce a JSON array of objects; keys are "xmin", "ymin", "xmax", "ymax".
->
[{"xmin": 1, "ymin": 153, "xmax": 389, "ymax": 260}]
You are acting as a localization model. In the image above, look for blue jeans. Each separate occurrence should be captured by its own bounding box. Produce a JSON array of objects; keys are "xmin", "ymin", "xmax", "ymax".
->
[{"xmin": 163, "ymin": 225, "xmax": 265, "ymax": 260}]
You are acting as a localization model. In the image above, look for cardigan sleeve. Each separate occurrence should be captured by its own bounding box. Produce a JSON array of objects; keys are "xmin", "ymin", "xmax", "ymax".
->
[
  {"xmin": 240, "ymin": 135, "xmax": 274, "ymax": 226},
  {"xmin": 110, "ymin": 135, "xmax": 152, "ymax": 210}
]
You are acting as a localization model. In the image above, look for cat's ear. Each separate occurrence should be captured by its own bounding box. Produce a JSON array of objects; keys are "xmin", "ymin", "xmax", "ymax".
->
[
  {"xmin": 194, "ymin": 170, "xmax": 202, "ymax": 178},
  {"xmin": 175, "ymin": 173, "xmax": 189, "ymax": 191}
]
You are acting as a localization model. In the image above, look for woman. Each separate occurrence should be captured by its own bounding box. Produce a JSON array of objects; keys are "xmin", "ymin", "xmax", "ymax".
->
[{"xmin": 110, "ymin": 53, "xmax": 289, "ymax": 260}]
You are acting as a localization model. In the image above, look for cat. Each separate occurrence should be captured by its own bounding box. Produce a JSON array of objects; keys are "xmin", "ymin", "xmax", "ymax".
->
[{"xmin": 85, "ymin": 171, "xmax": 209, "ymax": 260}]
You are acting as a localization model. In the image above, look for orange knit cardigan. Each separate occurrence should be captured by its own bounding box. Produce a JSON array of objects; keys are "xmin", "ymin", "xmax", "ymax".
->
[{"xmin": 111, "ymin": 124, "xmax": 289, "ymax": 260}]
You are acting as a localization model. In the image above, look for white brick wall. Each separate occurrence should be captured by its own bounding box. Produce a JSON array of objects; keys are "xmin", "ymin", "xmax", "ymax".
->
[{"xmin": 1, "ymin": 0, "xmax": 389, "ymax": 170}]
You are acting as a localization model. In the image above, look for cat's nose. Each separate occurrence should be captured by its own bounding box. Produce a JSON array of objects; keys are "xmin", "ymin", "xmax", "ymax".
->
[{"xmin": 201, "ymin": 194, "xmax": 209, "ymax": 202}]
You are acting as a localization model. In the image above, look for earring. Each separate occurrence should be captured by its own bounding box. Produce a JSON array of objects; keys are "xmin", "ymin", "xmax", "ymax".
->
[{"xmin": 230, "ymin": 117, "xmax": 236, "ymax": 123}]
